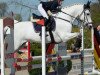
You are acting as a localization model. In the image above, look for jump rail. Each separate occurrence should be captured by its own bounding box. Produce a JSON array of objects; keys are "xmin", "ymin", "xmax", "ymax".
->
[{"xmin": 11, "ymin": 53, "xmax": 93, "ymax": 63}]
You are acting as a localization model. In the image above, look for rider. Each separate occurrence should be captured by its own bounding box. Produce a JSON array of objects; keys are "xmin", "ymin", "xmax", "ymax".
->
[{"xmin": 38, "ymin": 0, "xmax": 63, "ymax": 25}]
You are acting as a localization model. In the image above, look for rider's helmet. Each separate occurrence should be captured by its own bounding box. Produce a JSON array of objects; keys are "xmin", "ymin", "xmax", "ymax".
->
[{"xmin": 48, "ymin": 0, "xmax": 64, "ymax": 5}]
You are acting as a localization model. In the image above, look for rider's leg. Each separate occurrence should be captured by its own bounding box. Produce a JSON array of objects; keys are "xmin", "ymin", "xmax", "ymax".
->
[
  {"xmin": 38, "ymin": 4, "xmax": 49, "ymax": 19},
  {"xmin": 38, "ymin": 4, "xmax": 52, "ymax": 37}
]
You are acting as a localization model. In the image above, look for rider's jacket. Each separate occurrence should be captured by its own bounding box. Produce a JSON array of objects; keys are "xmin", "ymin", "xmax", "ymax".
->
[{"xmin": 40, "ymin": 1, "xmax": 60, "ymax": 12}]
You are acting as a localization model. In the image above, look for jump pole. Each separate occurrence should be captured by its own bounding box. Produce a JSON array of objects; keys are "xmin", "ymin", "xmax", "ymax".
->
[
  {"xmin": 1, "ymin": 19, "xmax": 5, "ymax": 75},
  {"xmin": 80, "ymin": 25, "xmax": 84, "ymax": 75},
  {"xmin": 91, "ymin": 27, "xmax": 94, "ymax": 50},
  {"xmin": 42, "ymin": 26, "xmax": 46, "ymax": 75},
  {"xmin": 91, "ymin": 27, "xmax": 94, "ymax": 72},
  {"xmin": 37, "ymin": 18, "xmax": 46, "ymax": 75},
  {"xmin": 2, "ymin": 17, "xmax": 15, "ymax": 75}
]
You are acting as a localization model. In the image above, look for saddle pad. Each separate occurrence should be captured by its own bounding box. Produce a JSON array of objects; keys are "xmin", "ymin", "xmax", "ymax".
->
[
  {"xmin": 33, "ymin": 22, "xmax": 42, "ymax": 33},
  {"xmin": 33, "ymin": 16, "xmax": 56, "ymax": 33}
]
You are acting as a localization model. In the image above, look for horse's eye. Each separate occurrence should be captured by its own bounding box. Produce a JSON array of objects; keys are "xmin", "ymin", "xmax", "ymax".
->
[{"xmin": 87, "ymin": 13, "xmax": 90, "ymax": 15}]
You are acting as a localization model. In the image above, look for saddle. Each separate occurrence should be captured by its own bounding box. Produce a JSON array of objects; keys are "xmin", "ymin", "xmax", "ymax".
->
[
  {"xmin": 31, "ymin": 13, "xmax": 56, "ymax": 33},
  {"xmin": 31, "ymin": 13, "xmax": 56, "ymax": 43}
]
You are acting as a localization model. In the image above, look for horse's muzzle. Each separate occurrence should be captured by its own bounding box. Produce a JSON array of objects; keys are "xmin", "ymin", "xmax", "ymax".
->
[{"xmin": 86, "ymin": 22, "xmax": 93, "ymax": 29}]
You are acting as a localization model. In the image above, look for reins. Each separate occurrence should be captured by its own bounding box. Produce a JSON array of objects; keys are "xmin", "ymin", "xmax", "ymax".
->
[{"xmin": 52, "ymin": 8, "xmax": 90, "ymax": 26}]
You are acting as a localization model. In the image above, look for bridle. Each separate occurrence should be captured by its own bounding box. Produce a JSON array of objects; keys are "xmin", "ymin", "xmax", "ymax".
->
[
  {"xmin": 77, "ymin": 8, "xmax": 92, "ymax": 26},
  {"xmin": 53, "ymin": 6, "xmax": 92, "ymax": 26}
]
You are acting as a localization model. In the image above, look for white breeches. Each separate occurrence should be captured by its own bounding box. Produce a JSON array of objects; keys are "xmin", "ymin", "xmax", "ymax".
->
[{"xmin": 38, "ymin": 4, "xmax": 49, "ymax": 19}]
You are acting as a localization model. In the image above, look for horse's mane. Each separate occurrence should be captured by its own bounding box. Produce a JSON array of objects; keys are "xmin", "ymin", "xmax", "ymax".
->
[{"xmin": 62, "ymin": 3, "xmax": 83, "ymax": 9}]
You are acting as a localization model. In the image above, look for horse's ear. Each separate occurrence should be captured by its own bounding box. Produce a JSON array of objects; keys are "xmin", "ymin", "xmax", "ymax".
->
[
  {"xmin": 87, "ymin": 1, "xmax": 91, "ymax": 6},
  {"xmin": 84, "ymin": 1, "xmax": 91, "ymax": 9}
]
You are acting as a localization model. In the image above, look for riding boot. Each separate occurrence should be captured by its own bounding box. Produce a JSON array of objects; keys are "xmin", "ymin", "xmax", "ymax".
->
[
  {"xmin": 45, "ymin": 17, "xmax": 52, "ymax": 31},
  {"xmin": 44, "ymin": 17, "xmax": 49, "ymax": 26},
  {"xmin": 39, "ymin": 17, "xmax": 50, "ymax": 36}
]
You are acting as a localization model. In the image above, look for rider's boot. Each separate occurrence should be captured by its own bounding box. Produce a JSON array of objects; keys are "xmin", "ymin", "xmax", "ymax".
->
[
  {"xmin": 39, "ymin": 17, "xmax": 49, "ymax": 36},
  {"xmin": 44, "ymin": 17, "xmax": 49, "ymax": 26},
  {"xmin": 45, "ymin": 17, "xmax": 52, "ymax": 31}
]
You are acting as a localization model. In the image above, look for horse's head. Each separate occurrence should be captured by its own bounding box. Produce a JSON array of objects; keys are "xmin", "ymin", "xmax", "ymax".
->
[
  {"xmin": 55, "ymin": 1, "xmax": 93, "ymax": 29},
  {"xmin": 78, "ymin": 1, "xmax": 92, "ymax": 28}
]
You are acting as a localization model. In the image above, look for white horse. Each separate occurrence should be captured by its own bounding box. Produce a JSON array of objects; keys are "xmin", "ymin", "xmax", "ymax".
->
[
  {"xmin": 0, "ymin": 2, "xmax": 93, "ymax": 74},
  {"xmin": 0, "ymin": 3, "xmax": 92, "ymax": 52}
]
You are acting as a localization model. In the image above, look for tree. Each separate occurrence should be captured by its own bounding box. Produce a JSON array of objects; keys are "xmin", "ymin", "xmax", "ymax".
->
[
  {"xmin": 0, "ymin": 2, "xmax": 8, "ymax": 17},
  {"xmin": 98, "ymin": 0, "xmax": 100, "ymax": 4},
  {"xmin": 91, "ymin": 2, "xmax": 100, "ymax": 27},
  {"xmin": 14, "ymin": 14, "xmax": 22, "ymax": 21}
]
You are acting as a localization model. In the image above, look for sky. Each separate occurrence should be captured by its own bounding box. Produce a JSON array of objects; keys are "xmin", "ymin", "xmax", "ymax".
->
[{"xmin": 0, "ymin": 0, "xmax": 98, "ymax": 20}]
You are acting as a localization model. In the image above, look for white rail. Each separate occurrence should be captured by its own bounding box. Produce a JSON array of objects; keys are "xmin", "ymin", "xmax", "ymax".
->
[
  {"xmin": 1, "ymin": 19, "xmax": 5, "ymax": 75},
  {"xmin": 42, "ymin": 26, "xmax": 46, "ymax": 75},
  {"xmin": 32, "ymin": 54, "xmax": 93, "ymax": 62}
]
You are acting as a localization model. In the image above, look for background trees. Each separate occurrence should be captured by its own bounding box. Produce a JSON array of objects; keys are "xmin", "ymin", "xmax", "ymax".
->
[
  {"xmin": 98, "ymin": 0, "xmax": 100, "ymax": 3},
  {"xmin": 0, "ymin": 2, "xmax": 22, "ymax": 21},
  {"xmin": 91, "ymin": 1, "xmax": 100, "ymax": 27},
  {"xmin": 14, "ymin": 14, "xmax": 22, "ymax": 21},
  {"xmin": 0, "ymin": 2, "xmax": 8, "ymax": 17}
]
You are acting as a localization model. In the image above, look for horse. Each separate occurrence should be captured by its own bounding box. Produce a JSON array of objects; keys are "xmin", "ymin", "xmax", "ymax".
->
[
  {"xmin": 0, "ymin": 2, "xmax": 92, "ymax": 73},
  {"xmin": 2, "ymin": 3, "xmax": 92, "ymax": 52}
]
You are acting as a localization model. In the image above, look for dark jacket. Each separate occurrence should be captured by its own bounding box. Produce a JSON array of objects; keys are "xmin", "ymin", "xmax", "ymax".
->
[{"xmin": 41, "ymin": 1, "xmax": 60, "ymax": 12}]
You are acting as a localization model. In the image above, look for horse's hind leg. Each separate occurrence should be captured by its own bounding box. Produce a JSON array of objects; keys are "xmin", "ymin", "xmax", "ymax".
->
[{"xmin": 63, "ymin": 32, "xmax": 79, "ymax": 42}]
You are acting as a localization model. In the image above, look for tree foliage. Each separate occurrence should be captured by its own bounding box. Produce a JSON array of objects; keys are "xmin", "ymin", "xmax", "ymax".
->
[
  {"xmin": 0, "ymin": 2, "xmax": 8, "ymax": 17},
  {"xmin": 14, "ymin": 14, "xmax": 22, "ymax": 21},
  {"xmin": 30, "ymin": 43, "xmax": 41, "ymax": 56},
  {"xmin": 91, "ymin": 2, "xmax": 100, "ymax": 27},
  {"xmin": 98, "ymin": 0, "xmax": 100, "ymax": 4}
]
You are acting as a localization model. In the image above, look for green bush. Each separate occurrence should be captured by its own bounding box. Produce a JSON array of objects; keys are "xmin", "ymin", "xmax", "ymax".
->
[{"xmin": 29, "ymin": 68, "xmax": 42, "ymax": 75}]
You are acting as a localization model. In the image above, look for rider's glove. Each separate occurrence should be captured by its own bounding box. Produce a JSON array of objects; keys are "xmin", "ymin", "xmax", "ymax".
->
[{"xmin": 47, "ymin": 10, "xmax": 53, "ymax": 16}]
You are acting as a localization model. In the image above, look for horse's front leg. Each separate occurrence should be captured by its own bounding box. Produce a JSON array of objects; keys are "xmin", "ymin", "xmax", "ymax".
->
[{"xmin": 63, "ymin": 32, "xmax": 80, "ymax": 42}]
